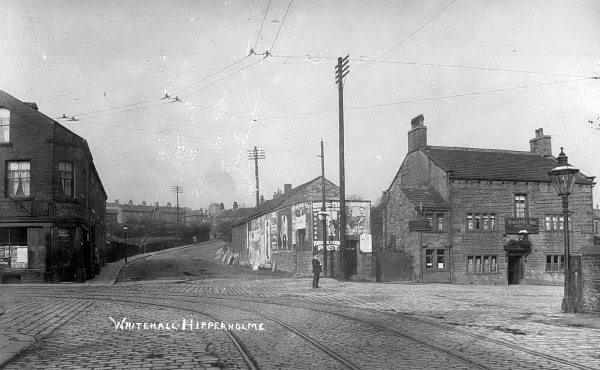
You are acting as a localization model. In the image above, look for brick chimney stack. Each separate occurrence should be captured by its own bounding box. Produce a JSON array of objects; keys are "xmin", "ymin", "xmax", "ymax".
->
[
  {"xmin": 115, "ymin": 199, "xmax": 120, "ymax": 205},
  {"xmin": 233, "ymin": 201, "xmax": 238, "ymax": 209},
  {"xmin": 142, "ymin": 201, "xmax": 146, "ymax": 206},
  {"xmin": 408, "ymin": 114, "xmax": 427, "ymax": 153},
  {"xmin": 529, "ymin": 128, "xmax": 552, "ymax": 157},
  {"xmin": 284, "ymin": 184, "xmax": 292, "ymax": 194}
]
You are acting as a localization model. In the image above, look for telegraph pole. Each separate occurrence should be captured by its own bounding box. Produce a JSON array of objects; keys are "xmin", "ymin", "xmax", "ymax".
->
[
  {"xmin": 247, "ymin": 146, "xmax": 265, "ymax": 207},
  {"xmin": 320, "ymin": 139, "xmax": 328, "ymax": 277},
  {"xmin": 171, "ymin": 185, "xmax": 183, "ymax": 235},
  {"xmin": 335, "ymin": 55, "xmax": 349, "ymax": 278}
]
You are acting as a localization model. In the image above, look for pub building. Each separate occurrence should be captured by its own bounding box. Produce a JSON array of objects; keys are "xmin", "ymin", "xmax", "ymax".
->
[{"xmin": 384, "ymin": 115, "xmax": 595, "ymax": 285}]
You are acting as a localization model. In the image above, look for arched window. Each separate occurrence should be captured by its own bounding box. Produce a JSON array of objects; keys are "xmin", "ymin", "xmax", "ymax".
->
[{"xmin": 0, "ymin": 107, "xmax": 9, "ymax": 143}]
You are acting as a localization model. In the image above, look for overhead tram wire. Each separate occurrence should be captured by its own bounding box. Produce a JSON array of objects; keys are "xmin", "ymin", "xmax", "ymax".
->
[
  {"xmin": 43, "ymin": 19, "xmax": 250, "ymax": 103},
  {"xmin": 62, "ymin": 48, "xmax": 263, "ymax": 121},
  {"xmin": 169, "ymin": 54, "xmax": 252, "ymax": 97},
  {"xmin": 271, "ymin": 54, "xmax": 591, "ymax": 79},
  {"xmin": 178, "ymin": 55, "xmax": 268, "ymax": 101},
  {"xmin": 254, "ymin": 0, "xmax": 273, "ymax": 50},
  {"xmin": 252, "ymin": 76, "xmax": 596, "ymax": 122},
  {"xmin": 69, "ymin": 118, "xmax": 318, "ymax": 157},
  {"xmin": 269, "ymin": 0, "xmax": 293, "ymax": 53},
  {"xmin": 355, "ymin": 0, "xmax": 457, "ymax": 73}
]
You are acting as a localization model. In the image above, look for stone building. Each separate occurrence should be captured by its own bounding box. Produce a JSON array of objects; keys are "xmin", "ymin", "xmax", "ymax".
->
[
  {"xmin": 0, "ymin": 90, "xmax": 107, "ymax": 283},
  {"xmin": 230, "ymin": 177, "xmax": 373, "ymax": 279},
  {"xmin": 384, "ymin": 115, "xmax": 595, "ymax": 285},
  {"xmin": 105, "ymin": 199, "xmax": 189, "ymax": 225}
]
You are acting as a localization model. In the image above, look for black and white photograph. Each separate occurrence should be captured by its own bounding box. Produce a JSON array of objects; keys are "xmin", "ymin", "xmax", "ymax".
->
[{"xmin": 1, "ymin": 1, "xmax": 599, "ymax": 369}]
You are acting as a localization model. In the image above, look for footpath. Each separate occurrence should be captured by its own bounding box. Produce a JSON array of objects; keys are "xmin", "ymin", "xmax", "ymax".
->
[{"xmin": 0, "ymin": 241, "xmax": 208, "ymax": 368}]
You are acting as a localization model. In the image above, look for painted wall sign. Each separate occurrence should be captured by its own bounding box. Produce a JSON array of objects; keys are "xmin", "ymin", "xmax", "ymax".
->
[{"xmin": 505, "ymin": 218, "xmax": 540, "ymax": 234}]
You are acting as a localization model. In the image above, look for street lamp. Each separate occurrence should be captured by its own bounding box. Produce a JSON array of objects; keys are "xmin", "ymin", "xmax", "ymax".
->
[
  {"xmin": 318, "ymin": 211, "xmax": 329, "ymax": 277},
  {"xmin": 123, "ymin": 225, "xmax": 128, "ymax": 264},
  {"xmin": 548, "ymin": 147, "xmax": 580, "ymax": 313}
]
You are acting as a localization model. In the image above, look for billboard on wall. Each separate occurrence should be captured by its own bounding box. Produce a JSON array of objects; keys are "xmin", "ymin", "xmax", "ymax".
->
[
  {"xmin": 312, "ymin": 201, "xmax": 371, "ymax": 252},
  {"xmin": 346, "ymin": 202, "xmax": 370, "ymax": 239},
  {"xmin": 312, "ymin": 201, "xmax": 341, "ymax": 252},
  {"xmin": 292, "ymin": 203, "xmax": 309, "ymax": 246}
]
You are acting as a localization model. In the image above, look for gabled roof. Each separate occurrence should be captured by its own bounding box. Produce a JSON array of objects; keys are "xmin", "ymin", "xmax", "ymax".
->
[
  {"xmin": 400, "ymin": 186, "xmax": 449, "ymax": 210},
  {"xmin": 233, "ymin": 176, "xmax": 338, "ymax": 226},
  {"xmin": 421, "ymin": 146, "xmax": 594, "ymax": 184}
]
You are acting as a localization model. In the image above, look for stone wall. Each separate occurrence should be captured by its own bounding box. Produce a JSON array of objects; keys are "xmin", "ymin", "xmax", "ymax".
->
[
  {"xmin": 450, "ymin": 180, "xmax": 594, "ymax": 285},
  {"xmin": 580, "ymin": 245, "xmax": 600, "ymax": 313},
  {"xmin": 348, "ymin": 252, "xmax": 375, "ymax": 281}
]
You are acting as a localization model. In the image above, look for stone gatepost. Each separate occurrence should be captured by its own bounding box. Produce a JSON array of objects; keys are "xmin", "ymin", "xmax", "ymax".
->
[{"xmin": 580, "ymin": 245, "xmax": 600, "ymax": 313}]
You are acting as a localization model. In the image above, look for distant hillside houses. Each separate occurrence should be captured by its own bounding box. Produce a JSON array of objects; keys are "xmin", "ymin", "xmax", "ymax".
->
[{"xmin": 106, "ymin": 199, "xmax": 206, "ymax": 225}]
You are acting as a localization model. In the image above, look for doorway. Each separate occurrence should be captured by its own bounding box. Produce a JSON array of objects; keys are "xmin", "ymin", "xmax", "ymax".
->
[
  {"xmin": 508, "ymin": 255, "xmax": 523, "ymax": 285},
  {"xmin": 346, "ymin": 240, "xmax": 358, "ymax": 274}
]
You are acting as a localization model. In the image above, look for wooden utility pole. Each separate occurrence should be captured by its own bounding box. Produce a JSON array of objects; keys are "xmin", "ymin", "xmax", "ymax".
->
[
  {"xmin": 247, "ymin": 146, "xmax": 265, "ymax": 207},
  {"xmin": 335, "ymin": 55, "xmax": 349, "ymax": 277},
  {"xmin": 171, "ymin": 185, "xmax": 183, "ymax": 235},
  {"xmin": 321, "ymin": 139, "xmax": 328, "ymax": 277}
]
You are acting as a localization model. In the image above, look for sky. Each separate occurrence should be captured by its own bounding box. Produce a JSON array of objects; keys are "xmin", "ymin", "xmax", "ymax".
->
[{"xmin": 1, "ymin": 0, "xmax": 599, "ymax": 210}]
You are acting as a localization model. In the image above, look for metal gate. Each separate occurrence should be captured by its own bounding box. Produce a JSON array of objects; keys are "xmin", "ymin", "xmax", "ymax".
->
[{"xmin": 377, "ymin": 251, "xmax": 413, "ymax": 282}]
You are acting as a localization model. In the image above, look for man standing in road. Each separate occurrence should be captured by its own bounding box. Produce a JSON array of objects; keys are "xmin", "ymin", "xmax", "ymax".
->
[{"xmin": 312, "ymin": 253, "xmax": 322, "ymax": 288}]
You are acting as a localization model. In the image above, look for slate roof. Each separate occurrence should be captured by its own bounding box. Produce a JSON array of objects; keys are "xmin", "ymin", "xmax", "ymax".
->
[
  {"xmin": 421, "ymin": 146, "xmax": 594, "ymax": 184},
  {"xmin": 233, "ymin": 176, "xmax": 338, "ymax": 226},
  {"xmin": 213, "ymin": 208, "xmax": 253, "ymax": 220},
  {"xmin": 400, "ymin": 186, "xmax": 449, "ymax": 210}
]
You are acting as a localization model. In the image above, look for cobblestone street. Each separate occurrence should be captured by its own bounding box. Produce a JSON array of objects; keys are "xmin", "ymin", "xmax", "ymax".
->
[{"xmin": 1, "ymin": 242, "xmax": 599, "ymax": 369}]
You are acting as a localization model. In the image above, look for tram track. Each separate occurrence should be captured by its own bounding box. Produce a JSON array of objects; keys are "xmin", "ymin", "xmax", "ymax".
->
[{"xmin": 15, "ymin": 288, "xmax": 593, "ymax": 370}]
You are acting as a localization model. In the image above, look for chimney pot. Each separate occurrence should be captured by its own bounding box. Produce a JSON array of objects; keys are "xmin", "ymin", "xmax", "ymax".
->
[
  {"xmin": 529, "ymin": 128, "xmax": 552, "ymax": 157},
  {"xmin": 233, "ymin": 201, "xmax": 239, "ymax": 209},
  {"xmin": 167, "ymin": 202, "xmax": 171, "ymax": 207},
  {"xmin": 142, "ymin": 201, "xmax": 146, "ymax": 207},
  {"xmin": 115, "ymin": 199, "xmax": 120, "ymax": 205},
  {"xmin": 407, "ymin": 114, "xmax": 427, "ymax": 153},
  {"xmin": 128, "ymin": 200, "xmax": 133, "ymax": 206}
]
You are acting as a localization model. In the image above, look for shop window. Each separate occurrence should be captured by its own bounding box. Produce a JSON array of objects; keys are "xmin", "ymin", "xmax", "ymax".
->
[
  {"xmin": 0, "ymin": 227, "xmax": 28, "ymax": 269},
  {"xmin": 514, "ymin": 194, "xmax": 528, "ymax": 218},
  {"xmin": 0, "ymin": 107, "xmax": 9, "ymax": 143},
  {"xmin": 59, "ymin": 161, "xmax": 74, "ymax": 197},
  {"xmin": 546, "ymin": 255, "xmax": 564, "ymax": 272},
  {"xmin": 467, "ymin": 213, "xmax": 496, "ymax": 231},
  {"xmin": 467, "ymin": 255, "xmax": 498, "ymax": 273},
  {"xmin": 7, "ymin": 161, "xmax": 30, "ymax": 197}
]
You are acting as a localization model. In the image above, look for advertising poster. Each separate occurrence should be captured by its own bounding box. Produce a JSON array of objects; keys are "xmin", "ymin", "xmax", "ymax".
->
[
  {"xmin": 346, "ymin": 202, "xmax": 370, "ymax": 239},
  {"xmin": 312, "ymin": 201, "xmax": 341, "ymax": 252}
]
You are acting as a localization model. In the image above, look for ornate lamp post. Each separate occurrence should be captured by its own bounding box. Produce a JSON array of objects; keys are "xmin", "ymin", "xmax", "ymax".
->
[
  {"xmin": 123, "ymin": 225, "xmax": 128, "ymax": 264},
  {"xmin": 548, "ymin": 147, "xmax": 579, "ymax": 313}
]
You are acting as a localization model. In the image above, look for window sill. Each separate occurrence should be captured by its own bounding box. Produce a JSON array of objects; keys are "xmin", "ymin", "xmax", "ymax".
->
[
  {"xmin": 6, "ymin": 196, "xmax": 33, "ymax": 201},
  {"xmin": 545, "ymin": 271, "xmax": 565, "ymax": 274},
  {"xmin": 0, "ymin": 142, "xmax": 13, "ymax": 147},
  {"xmin": 465, "ymin": 272, "xmax": 501, "ymax": 275}
]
